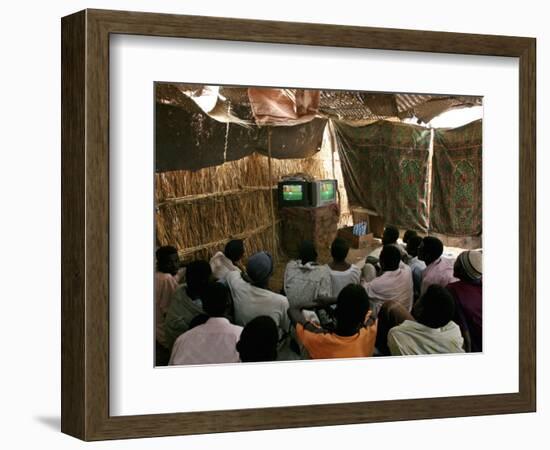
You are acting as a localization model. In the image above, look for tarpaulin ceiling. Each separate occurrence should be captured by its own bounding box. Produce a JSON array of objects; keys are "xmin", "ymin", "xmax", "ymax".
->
[
  {"xmin": 156, "ymin": 83, "xmax": 482, "ymax": 125},
  {"xmin": 248, "ymin": 88, "xmax": 320, "ymax": 126},
  {"xmin": 155, "ymin": 83, "xmax": 481, "ymax": 173},
  {"xmin": 155, "ymin": 98, "xmax": 327, "ymax": 172}
]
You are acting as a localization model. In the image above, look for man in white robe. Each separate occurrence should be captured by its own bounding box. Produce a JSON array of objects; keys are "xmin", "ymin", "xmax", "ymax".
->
[
  {"xmin": 362, "ymin": 245, "xmax": 414, "ymax": 314},
  {"xmin": 326, "ymin": 237, "xmax": 361, "ymax": 297},
  {"xmin": 388, "ymin": 284, "xmax": 464, "ymax": 355},
  {"xmin": 209, "ymin": 239, "xmax": 244, "ymax": 282},
  {"xmin": 226, "ymin": 251, "xmax": 290, "ymax": 336},
  {"xmin": 284, "ymin": 240, "xmax": 331, "ymax": 308}
]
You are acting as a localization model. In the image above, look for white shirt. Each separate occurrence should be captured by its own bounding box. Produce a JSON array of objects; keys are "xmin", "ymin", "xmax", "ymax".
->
[
  {"xmin": 420, "ymin": 257, "xmax": 459, "ymax": 296},
  {"xmin": 284, "ymin": 260, "xmax": 332, "ymax": 308},
  {"xmin": 169, "ymin": 317, "xmax": 242, "ymax": 365},
  {"xmin": 226, "ymin": 270, "xmax": 291, "ymax": 333},
  {"xmin": 362, "ymin": 261, "xmax": 414, "ymax": 312},
  {"xmin": 388, "ymin": 319, "xmax": 464, "ymax": 355},
  {"xmin": 209, "ymin": 251, "xmax": 241, "ymax": 282},
  {"xmin": 327, "ymin": 264, "xmax": 361, "ymax": 298}
]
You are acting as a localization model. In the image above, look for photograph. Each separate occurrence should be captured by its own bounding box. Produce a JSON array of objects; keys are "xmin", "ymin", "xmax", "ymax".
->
[{"xmin": 154, "ymin": 83, "xmax": 483, "ymax": 366}]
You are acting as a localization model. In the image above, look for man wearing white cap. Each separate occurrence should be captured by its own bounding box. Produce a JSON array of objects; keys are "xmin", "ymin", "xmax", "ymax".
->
[{"xmin": 446, "ymin": 250, "xmax": 483, "ymax": 352}]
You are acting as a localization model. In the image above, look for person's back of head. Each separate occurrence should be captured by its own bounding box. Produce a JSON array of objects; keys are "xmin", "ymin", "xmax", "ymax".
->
[
  {"xmin": 156, "ymin": 245, "xmax": 179, "ymax": 275},
  {"xmin": 454, "ymin": 250, "xmax": 483, "ymax": 282},
  {"xmin": 202, "ymin": 281, "xmax": 230, "ymax": 317},
  {"xmin": 419, "ymin": 236, "xmax": 444, "ymax": 265},
  {"xmin": 246, "ymin": 251, "xmax": 273, "ymax": 287},
  {"xmin": 185, "ymin": 260, "xmax": 212, "ymax": 298},
  {"xmin": 224, "ymin": 239, "xmax": 244, "ymax": 263},
  {"xmin": 382, "ymin": 225, "xmax": 399, "ymax": 245},
  {"xmin": 379, "ymin": 245, "xmax": 401, "ymax": 272},
  {"xmin": 376, "ymin": 300, "xmax": 414, "ymax": 355},
  {"xmin": 298, "ymin": 240, "xmax": 318, "ymax": 265},
  {"xmin": 403, "ymin": 229, "xmax": 418, "ymax": 245},
  {"xmin": 236, "ymin": 316, "xmax": 279, "ymax": 362},
  {"xmin": 331, "ymin": 237, "xmax": 349, "ymax": 263},
  {"xmin": 335, "ymin": 284, "xmax": 370, "ymax": 336},
  {"xmin": 407, "ymin": 235, "xmax": 423, "ymax": 257},
  {"xmin": 413, "ymin": 284, "xmax": 455, "ymax": 328}
]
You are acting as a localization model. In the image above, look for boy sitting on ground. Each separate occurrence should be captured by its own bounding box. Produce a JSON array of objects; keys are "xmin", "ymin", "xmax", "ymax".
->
[{"xmin": 288, "ymin": 284, "xmax": 377, "ymax": 359}]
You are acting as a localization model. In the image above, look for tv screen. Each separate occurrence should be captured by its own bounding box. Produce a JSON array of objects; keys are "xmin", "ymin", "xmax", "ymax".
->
[
  {"xmin": 278, "ymin": 181, "xmax": 310, "ymax": 207},
  {"xmin": 282, "ymin": 184, "xmax": 304, "ymax": 201},
  {"xmin": 310, "ymin": 179, "xmax": 337, "ymax": 206},
  {"xmin": 320, "ymin": 181, "xmax": 336, "ymax": 201}
]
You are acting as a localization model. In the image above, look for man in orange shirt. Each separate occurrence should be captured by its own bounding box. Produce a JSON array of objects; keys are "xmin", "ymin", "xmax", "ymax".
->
[{"xmin": 288, "ymin": 284, "xmax": 377, "ymax": 359}]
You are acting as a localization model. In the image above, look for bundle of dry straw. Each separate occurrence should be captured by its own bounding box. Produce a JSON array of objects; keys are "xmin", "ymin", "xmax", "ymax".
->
[{"xmin": 155, "ymin": 152, "xmax": 334, "ymax": 264}]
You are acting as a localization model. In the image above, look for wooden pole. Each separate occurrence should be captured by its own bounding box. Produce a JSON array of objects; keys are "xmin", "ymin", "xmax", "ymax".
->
[
  {"xmin": 178, "ymin": 220, "xmax": 282, "ymax": 259},
  {"xmin": 329, "ymin": 121, "xmax": 341, "ymax": 208},
  {"xmin": 267, "ymin": 128, "xmax": 277, "ymax": 259},
  {"xmin": 157, "ymin": 185, "xmax": 276, "ymax": 208}
]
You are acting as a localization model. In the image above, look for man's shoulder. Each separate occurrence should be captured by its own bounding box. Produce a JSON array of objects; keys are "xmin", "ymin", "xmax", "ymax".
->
[
  {"xmin": 173, "ymin": 326, "xmax": 195, "ymax": 346},
  {"xmin": 156, "ymin": 272, "xmax": 176, "ymax": 283},
  {"xmin": 390, "ymin": 319, "xmax": 418, "ymax": 334},
  {"xmin": 269, "ymin": 291, "xmax": 289, "ymax": 306},
  {"xmin": 172, "ymin": 284, "xmax": 191, "ymax": 301},
  {"xmin": 226, "ymin": 270, "xmax": 246, "ymax": 286},
  {"xmin": 299, "ymin": 322, "xmax": 331, "ymax": 338},
  {"xmin": 209, "ymin": 251, "xmax": 225, "ymax": 262},
  {"xmin": 443, "ymin": 320, "xmax": 460, "ymax": 330},
  {"xmin": 170, "ymin": 286, "xmax": 202, "ymax": 313},
  {"xmin": 441, "ymin": 256, "xmax": 456, "ymax": 268},
  {"xmin": 446, "ymin": 279, "xmax": 462, "ymax": 290},
  {"xmin": 227, "ymin": 322, "xmax": 244, "ymax": 335},
  {"xmin": 285, "ymin": 260, "xmax": 300, "ymax": 270},
  {"xmin": 207, "ymin": 318, "xmax": 243, "ymax": 334}
]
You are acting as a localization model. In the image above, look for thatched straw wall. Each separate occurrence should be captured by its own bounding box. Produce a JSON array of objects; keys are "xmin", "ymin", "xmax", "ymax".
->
[
  {"xmin": 155, "ymin": 121, "xmax": 352, "ymax": 265},
  {"xmin": 155, "ymin": 152, "xmax": 334, "ymax": 264}
]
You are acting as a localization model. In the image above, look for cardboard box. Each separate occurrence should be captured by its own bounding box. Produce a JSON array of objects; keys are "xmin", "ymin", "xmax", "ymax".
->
[
  {"xmin": 337, "ymin": 226, "xmax": 374, "ymax": 249},
  {"xmin": 350, "ymin": 207, "xmax": 384, "ymax": 238}
]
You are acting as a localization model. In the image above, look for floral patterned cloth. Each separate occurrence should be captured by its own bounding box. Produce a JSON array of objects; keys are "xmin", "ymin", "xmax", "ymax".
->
[
  {"xmin": 431, "ymin": 119, "xmax": 482, "ymax": 236},
  {"xmin": 334, "ymin": 120, "xmax": 431, "ymax": 231}
]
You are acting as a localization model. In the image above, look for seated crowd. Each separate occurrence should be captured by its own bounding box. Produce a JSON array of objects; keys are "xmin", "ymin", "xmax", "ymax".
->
[{"xmin": 155, "ymin": 228, "xmax": 482, "ymax": 366}]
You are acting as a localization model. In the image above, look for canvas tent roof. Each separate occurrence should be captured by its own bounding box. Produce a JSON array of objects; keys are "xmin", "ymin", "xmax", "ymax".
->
[
  {"xmin": 156, "ymin": 83, "xmax": 481, "ymax": 125},
  {"xmin": 155, "ymin": 83, "xmax": 481, "ymax": 172}
]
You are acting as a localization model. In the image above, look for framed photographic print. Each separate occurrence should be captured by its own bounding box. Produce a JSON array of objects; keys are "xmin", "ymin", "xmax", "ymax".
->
[{"xmin": 61, "ymin": 9, "xmax": 536, "ymax": 441}]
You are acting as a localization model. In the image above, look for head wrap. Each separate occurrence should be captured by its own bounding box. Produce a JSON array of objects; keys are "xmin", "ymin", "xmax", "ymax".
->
[
  {"xmin": 246, "ymin": 251, "xmax": 273, "ymax": 284},
  {"xmin": 457, "ymin": 250, "xmax": 482, "ymax": 281}
]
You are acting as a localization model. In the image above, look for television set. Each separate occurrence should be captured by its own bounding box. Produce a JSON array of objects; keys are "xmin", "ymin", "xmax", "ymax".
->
[
  {"xmin": 277, "ymin": 180, "xmax": 310, "ymax": 207},
  {"xmin": 309, "ymin": 179, "xmax": 338, "ymax": 207}
]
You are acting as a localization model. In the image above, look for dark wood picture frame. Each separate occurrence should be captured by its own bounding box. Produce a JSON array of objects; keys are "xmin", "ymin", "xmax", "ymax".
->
[{"xmin": 61, "ymin": 9, "xmax": 536, "ymax": 441}]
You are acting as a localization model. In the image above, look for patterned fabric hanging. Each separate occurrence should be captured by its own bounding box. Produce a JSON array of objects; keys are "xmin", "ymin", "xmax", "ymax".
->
[
  {"xmin": 430, "ymin": 119, "xmax": 482, "ymax": 236},
  {"xmin": 333, "ymin": 120, "xmax": 431, "ymax": 231}
]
